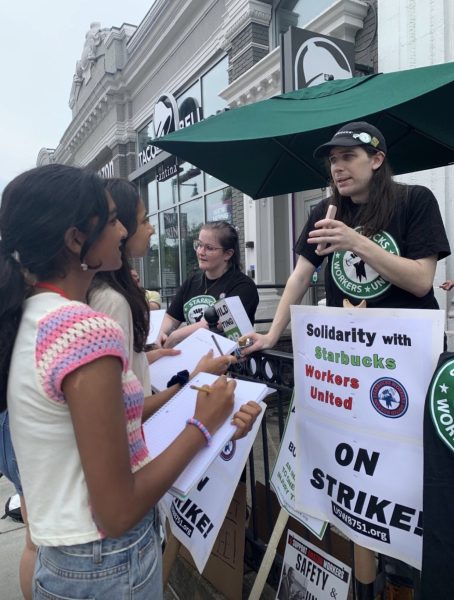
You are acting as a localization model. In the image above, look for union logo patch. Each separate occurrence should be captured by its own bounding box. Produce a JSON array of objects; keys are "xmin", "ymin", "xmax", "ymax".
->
[
  {"xmin": 370, "ymin": 377, "xmax": 408, "ymax": 418},
  {"xmin": 331, "ymin": 228, "xmax": 400, "ymax": 300},
  {"xmin": 429, "ymin": 358, "xmax": 454, "ymax": 453},
  {"xmin": 220, "ymin": 440, "xmax": 236, "ymax": 461},
  {"xmin": 183, "ymin": 294, "xmax": 215, "ymax": 324}
]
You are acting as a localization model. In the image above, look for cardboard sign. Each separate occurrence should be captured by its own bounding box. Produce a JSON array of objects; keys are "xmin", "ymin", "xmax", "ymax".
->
[{"xmin": 214, "ymin": 296, "xmax": 253, "ymax": 341}]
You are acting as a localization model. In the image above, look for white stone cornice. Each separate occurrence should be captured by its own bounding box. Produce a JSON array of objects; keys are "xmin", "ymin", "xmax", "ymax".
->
[
  {"xmin": 304, "ymin": 0, "xmax": 369, "ymax": 43},
  {"xmin": 222, "ymin": 0, "xmax": 272, "ymax": 48},
  {"xmin": 220, "ymin": 46, "xmax": 281, "ymax": 107},
  {"xmin": 105, "ymin": 24, "xmax": 137, "ymax": 48}
]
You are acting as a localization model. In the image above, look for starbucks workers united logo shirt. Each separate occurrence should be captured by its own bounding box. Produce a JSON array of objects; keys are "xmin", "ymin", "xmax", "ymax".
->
[{"xmin": 331, "ymin": 227, "xmax": 400, "ymax": 301}]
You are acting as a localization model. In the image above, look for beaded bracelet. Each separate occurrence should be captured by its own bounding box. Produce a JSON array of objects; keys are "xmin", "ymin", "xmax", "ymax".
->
[{"xmin": 186, "ymin": 417, "xmax": 212, "ymax": 446}]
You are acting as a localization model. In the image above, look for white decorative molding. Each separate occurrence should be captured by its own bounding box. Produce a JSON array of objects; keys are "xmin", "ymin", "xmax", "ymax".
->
[
  {"xmin": 304, "ymin": 0, "xmax": 369, "ymax": 43},
  {"xmin": 221, "ymin": 0, "xmax": 272, "ymax": 50},
  {"xmin": 69, "ymin": 22, "xmax": 109, "ymax": 109},
  {"xmin": 220, "ymin": 46, "xmax": 281, "ymax": 106},
  {"xmin": 36, "ymin": 148, "xmax": 55, "ymax": 167}
]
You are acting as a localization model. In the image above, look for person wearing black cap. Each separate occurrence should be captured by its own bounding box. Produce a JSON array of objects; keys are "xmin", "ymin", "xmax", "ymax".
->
[{"xmin": 242, "ymin": 120, "xmax": 450, "ymax": 355}]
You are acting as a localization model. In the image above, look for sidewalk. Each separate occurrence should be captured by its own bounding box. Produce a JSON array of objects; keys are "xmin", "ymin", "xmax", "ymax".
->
[{"xmin": 0, "ymin": 475, "xmax": 24, "ymax": 600}]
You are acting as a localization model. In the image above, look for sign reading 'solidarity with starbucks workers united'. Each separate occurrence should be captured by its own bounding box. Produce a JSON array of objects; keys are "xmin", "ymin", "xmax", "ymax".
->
[{"xmin": 274, "ymin": 305, "xmax": 444, "ymax": 569}]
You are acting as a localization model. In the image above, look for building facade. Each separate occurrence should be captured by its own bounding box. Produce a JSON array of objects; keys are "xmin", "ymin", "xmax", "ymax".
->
[{"xmin": 38, "ymin": 0, "xmax": 454, "ymax": 332}]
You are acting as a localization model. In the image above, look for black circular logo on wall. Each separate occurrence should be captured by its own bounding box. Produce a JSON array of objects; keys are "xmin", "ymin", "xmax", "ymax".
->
[
  {"xmin": 153, "ymin": 94, "xmax": 179, "ymax": 138},
  {"xmin": 295, "ymin": 37, "xmax": 353, "ymax": 88}
]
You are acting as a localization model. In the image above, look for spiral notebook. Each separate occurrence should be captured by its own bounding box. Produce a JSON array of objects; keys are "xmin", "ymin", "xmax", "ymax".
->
[{"xmin": 142, "ymin": 372, "xmax": 269, "ymax": 497}]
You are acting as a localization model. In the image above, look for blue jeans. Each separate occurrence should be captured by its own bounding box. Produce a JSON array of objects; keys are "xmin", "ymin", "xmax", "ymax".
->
[
  {"xmin": 33, "ymin": 508, "xmax": 162, "ymax": 600},
  {"xmin": 0, "ymin": 410, "xmax": 23, "ymax": 495}
]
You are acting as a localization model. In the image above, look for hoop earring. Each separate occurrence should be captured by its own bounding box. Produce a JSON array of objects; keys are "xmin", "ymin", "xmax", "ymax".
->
[{"xmin": 80, "ymin": 262, "xmax": 88, "ymax": 271}]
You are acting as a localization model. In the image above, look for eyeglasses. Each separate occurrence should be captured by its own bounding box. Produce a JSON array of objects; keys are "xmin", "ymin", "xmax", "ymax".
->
[{"xmin": 193, "ymin": 240, "xmax": 223, "ymax": 253}]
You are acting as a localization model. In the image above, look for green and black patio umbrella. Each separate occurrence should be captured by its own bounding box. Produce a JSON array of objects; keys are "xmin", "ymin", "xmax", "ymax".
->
[{"xmin": 152, "ymin": 61, "xmax": 454, "ymax": 199}]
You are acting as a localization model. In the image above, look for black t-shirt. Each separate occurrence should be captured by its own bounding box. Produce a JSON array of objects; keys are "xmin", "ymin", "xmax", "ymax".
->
[
  {"xmin": 295, "ymin": 185, "xmax": 450, "ymax": 309},
  {"xmin": 167, "ymin": 267, "xmax": 259, "ymax": 324}
]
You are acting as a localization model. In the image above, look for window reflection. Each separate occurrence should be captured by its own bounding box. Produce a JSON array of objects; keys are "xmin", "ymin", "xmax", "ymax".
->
[
  {"xmin": 179, "ymin": 162, "xmax": 202, "ymax": 201},
  {"xmin": 180, "ymin": 198, "xmax": 204, "ymax": 281},
  {"xmin": 159, "ymin": 209, "xmax": 180, "ymax": 293},
  {"xmin": 144, "ymin": 213, "xmax": 160, "ymax": 290},
  {"xmin": 206, "ymin": 187, "xmax": 232, "ymax": 223},
  {"xmin": 201, "ymin": 57, "xmax": 228, "ymax": 119}
]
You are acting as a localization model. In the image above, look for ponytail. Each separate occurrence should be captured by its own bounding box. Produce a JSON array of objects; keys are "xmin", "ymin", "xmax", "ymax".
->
[{"xmin": 0, "ymin": 247, "xmax": 27, "ymax": 411}]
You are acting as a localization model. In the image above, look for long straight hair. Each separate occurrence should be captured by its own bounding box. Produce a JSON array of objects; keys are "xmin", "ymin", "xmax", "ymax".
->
[
  {"xmin": 89, "ymin": 179, "xmax": 149, "ymax": 353},
  {"xmin": 327, "ymin": 149, "xmax": 405, "ymax": 237},
  {"xmin": 0, "ymin": 164, "xmax": 110, "ymax": 411}
]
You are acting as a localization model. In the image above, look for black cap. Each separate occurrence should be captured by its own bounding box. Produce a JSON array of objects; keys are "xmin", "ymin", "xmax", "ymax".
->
[{"xmin": 313, "ymin": 121, "xmax": 387, "ymax": 158}]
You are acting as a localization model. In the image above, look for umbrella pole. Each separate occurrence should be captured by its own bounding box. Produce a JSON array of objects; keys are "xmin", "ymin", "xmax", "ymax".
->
[{"xmin": 248, "ymin": 508, "xmax": 289, "ymax": 600}]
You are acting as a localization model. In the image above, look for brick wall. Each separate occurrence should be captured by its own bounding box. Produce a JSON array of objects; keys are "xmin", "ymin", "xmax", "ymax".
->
[{"xmin": 355, "ymin": 0, "xmax": 378, "ymax": 74}]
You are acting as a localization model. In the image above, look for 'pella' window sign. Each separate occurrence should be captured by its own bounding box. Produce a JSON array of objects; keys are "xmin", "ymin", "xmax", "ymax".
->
[{"xmin": 137, "ymin": 93, "xmax": 203, "ymax": 169}]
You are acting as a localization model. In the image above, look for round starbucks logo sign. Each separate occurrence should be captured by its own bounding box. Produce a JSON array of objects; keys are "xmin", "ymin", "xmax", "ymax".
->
[
  {"xmin": 429, "ymin": 359, "xmax": 454, "ymax": 453},
  {"xmin": 183, "ymin": 295, "xmax": 215, "ymax": 324},
  {"xmin": 331, "ymin": 228, "xmax": 400, "ymax": 300}
]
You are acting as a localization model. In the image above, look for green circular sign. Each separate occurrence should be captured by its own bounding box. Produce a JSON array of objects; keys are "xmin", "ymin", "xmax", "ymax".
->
[
  {"xmin": 429, "ymin": 359, "xmax": 454, "ymax": 453},
  {"xmin": 331, "ymin": 228, "xmax": 400, "ymax": 300}
]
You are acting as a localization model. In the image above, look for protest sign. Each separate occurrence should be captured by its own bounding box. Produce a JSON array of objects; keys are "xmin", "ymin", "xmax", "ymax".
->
[
  {"xmin": 277, "ymin": 529, "xmax": 351, "ymax": 600},
  {"xmin": 160, "ymin": 402, "xmax": 265, "ymax": 572},
  {"xmin": 179, "ymin": 482, "xmax": 246, "ymax": 600},
  {"xmin": 291, "ymin": 305, "xmax": 444, "ymax": 568},
  {"xmin": 270, "ymin": 394, "xmax": 327, "ymax": 539}
]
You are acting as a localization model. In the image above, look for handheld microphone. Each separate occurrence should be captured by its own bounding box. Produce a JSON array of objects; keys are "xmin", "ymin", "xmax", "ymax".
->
[{"xmin": 203, "ymin": 306, "xmax": 221, "ymax": 333}]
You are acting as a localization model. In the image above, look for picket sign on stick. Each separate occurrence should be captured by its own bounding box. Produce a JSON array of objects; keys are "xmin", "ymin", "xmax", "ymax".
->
[
  {"xmin": 354, "ymin": 545, "xmax": 377, "ymax": 588},
  {"xmin": 248, "ymin": 508, "xmax": 289, "ymax": 600},
  {"xmin": 341, "ymin": 299, "xmax": 377, "ymax": 592}
]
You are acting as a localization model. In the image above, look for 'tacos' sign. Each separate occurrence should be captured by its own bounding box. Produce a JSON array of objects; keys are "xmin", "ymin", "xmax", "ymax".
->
[{"xmin": 138, "ymin": 93, "xmax": 203, "ymax": 172}]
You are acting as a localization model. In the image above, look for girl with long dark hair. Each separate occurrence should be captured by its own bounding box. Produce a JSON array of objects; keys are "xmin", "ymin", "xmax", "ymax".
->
[{"xmin": 0, "ymin": 164, "xmax": 260, "ymax": 598}]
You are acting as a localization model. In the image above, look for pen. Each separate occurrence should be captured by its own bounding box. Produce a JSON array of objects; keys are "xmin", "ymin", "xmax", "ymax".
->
[
  {"xmin": 211, "ymin": 333, "xmax": 224, "ymax": 356},
  {"xmin": 190, "ymin": 384, "xmax": 212, "ymax": 394}
]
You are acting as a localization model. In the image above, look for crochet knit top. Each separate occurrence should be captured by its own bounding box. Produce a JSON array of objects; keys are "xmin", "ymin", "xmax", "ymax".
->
[{"xmin": 8, "ymin": 294, "xmax": 151, "ymax": 546}]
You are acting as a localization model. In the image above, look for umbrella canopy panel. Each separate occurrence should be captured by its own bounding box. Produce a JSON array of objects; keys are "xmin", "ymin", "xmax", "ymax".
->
[{"xmin": 152, "ymin": 61, "xmax": 454, "ymax": 199}]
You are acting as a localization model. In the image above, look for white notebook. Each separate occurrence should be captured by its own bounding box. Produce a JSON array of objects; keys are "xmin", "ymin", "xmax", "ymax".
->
[
  {"xmin": 142, "ymin": 372, "xmax": 269, "ymax": 497},
  {"xmin": 149, "ymin": 328, "xmax": 237, "ymax": 392},
  {"xmin": 147, "ymin": 309, "xmax": 166, "ymax": 345}
]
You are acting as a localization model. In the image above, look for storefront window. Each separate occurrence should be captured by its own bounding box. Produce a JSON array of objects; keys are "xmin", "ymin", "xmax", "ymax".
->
[
  {"xmin": 177, "ymin": 81, "xmax": 201, "ymax": 111},
  {"xmin": 272, "ymin": 0, "xmax": 337, "ymax": 45},
  {"xmin": 147, "ymin": 178, "xmax": 158, "ymax": 214},
  {"xmin": 137, "ymin": 55, "xmax": 232, "ymax": 292},
  {"xmin": 180, "ymin": 198, "xmax": 204, "ymax": 281},
  {"xmin": 144, "ymin": 213, "xmax": 160, "ymax": 290},
  {"xmin": 205, "ymin": 171, "xmax": 227, "ymax": 192},
  {"xmin": 206, "ymin": 187, "xmax": 232, "ymax": 223},
  {"xmin": 201, "ymin": 57, "xmax": 228, "ymax": 118},
  {"xmin": 178, "ymin": 162, "xmax": 202, "ymax": 202},
  {"xmin": 137, "ymin": 121, "xmax": 154, "ymax": 153},
  {"xmin": 158, "ymin": 171, "xmax": 179, "ymax": 210},
  {"xmin": 159, "ymin": 208, "xmax": 180, "ymax": 292}
]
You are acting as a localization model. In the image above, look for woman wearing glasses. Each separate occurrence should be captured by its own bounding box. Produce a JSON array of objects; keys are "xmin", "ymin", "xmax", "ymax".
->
[{"xmin": 159, "ymin": 221, "xmax": 259, "ymax": 347}]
